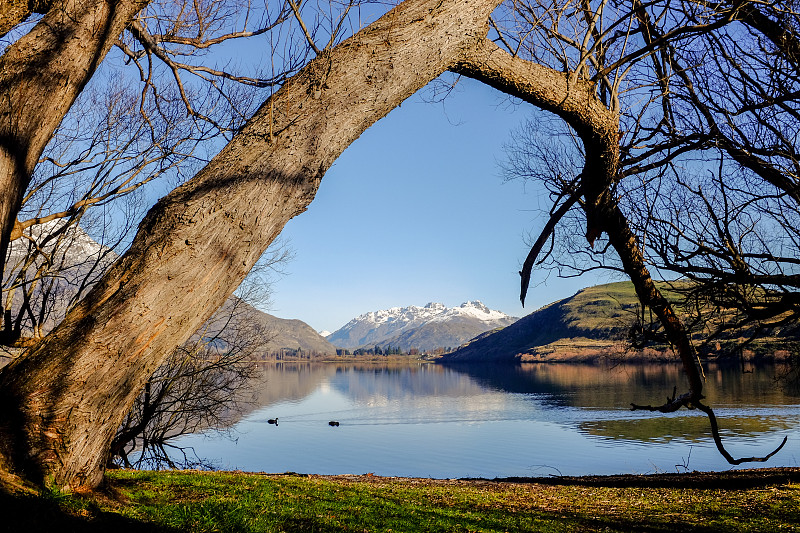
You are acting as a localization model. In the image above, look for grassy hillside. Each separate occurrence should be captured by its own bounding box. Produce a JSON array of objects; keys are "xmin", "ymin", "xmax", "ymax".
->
[{"xmin": 442, "ymin": 281, "xmax": 799, "ymax": 363}]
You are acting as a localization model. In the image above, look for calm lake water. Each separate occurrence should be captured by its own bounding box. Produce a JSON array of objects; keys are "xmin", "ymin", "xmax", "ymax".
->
[{"xmin": 175, "ymin": 361, "xmax": 800, "ymax": 477}]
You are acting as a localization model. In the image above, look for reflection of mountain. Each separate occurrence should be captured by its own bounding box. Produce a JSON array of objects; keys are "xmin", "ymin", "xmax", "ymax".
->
[
  {"xmin": 229, "ymin": 363, "xmax": 338, "ymax": 425},
  {"xmin": 322, "ymin": 364, "xmax": 514, "ymax": 419},
  {"xmin": 240, "ymin": 362, "xmax": 800, "ymax": 419},
  {"xmin": 326, "ymin": 364, "xmax": 487, "ymax": 402},
  {"xmin": 235, "ymin": 363, "xmax": 511, "ymax": 420},
  {"xmin": 225, "ymin": 362, "xmax": 800, "ymax": 450}
]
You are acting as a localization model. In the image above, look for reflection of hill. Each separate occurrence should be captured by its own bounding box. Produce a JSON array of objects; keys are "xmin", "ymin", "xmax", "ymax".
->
[
  {"xmin": 444, "ymin": 362, "xmax": 800, "ymax": 410},
  {"xmin": 580, "ymin": 414, "xmax": 799, "ymax": 444},
  {"xmin": 235, "ymin": 362, "xmax": 800, "ymax": 419},
  {"xmin": 223, "ymin": 362, "xmax": 800, "ymax": 448}
]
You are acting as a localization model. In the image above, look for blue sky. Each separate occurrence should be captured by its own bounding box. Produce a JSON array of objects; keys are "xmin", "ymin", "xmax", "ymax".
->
[{"xmin": 265, "ymin": 76, "xmax": 611, "ymax": 333}]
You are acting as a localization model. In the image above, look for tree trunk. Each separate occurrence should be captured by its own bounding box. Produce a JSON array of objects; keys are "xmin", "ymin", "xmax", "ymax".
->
[
  {"xmin": 0, "ymin": 0, "xmax": 500, "ymax": 489},
  {"xmin": 600, "ymin": 197, "xmax": 705, "ymax": 404},
  {"xmin": 0, "ymin": 0, "xmax": 149, "ymax": 324}
]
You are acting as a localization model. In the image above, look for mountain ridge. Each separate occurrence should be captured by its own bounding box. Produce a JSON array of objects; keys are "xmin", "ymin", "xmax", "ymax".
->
[
  {"xmin": 327, "ymin": 301, "xmax": 518, "ymax": 351},
  {"xmin": 442, "ymin": 281, "xmax": 800, "ymax": 363}
]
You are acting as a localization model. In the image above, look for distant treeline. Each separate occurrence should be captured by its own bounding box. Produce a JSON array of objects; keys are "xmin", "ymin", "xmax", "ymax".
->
[{"xmin": 250, "ymin": 346, "xmax": 457, "ymax": 360}]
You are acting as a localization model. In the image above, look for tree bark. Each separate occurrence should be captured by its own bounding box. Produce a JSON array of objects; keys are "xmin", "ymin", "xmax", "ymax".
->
[
  {"xmin": 0, "ymin": 0, "xmax": 149, "ymax": 327},
  {"xmin": 0, "ymin": 0, "xmax": 501, "ymax": 489},
  {"xmin": 0, "ymin": 0, "xmax": 53, "ymax": 38}
]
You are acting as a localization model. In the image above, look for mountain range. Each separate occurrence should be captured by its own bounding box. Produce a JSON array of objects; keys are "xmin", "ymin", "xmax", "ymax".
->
[{"xmin": 326, "ymin": 301, "xmax": 517, "ymax": 352}]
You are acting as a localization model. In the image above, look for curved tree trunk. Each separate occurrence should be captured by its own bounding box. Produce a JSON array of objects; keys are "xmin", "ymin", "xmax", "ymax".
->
[
  {"xmin": 0, "ymin": 0, "xmax": 501, "ymax": 489},
  {"xmin": 452, "ymin": 38, "xmax": 703, "ymax": 405}
]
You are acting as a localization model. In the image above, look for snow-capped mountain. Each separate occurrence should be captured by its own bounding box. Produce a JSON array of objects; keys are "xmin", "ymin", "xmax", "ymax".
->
[
  {"xmin": 6, "ymin": 219, "xmax": 116, "ymax": 269},
  {"xmin": 327, "ymin": 301, "xmax": 518, "ymax": 352}
]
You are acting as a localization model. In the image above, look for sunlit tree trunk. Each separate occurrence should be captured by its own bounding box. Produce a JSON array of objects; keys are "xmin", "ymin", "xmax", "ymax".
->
[{"xmin": 0, "ymin": 0, "xmax": 501, "ymax": 489}]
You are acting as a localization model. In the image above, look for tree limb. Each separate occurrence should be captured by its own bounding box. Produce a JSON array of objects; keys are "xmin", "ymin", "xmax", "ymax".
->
[{"xmin": 519, "ymin": 186, "xmax": 581, "ymax": 306}]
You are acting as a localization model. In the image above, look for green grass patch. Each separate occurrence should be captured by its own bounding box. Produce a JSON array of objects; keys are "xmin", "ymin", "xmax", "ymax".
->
[{"xmin": 3, "ymin": 469, "xmax": 800, "ymax": 532}]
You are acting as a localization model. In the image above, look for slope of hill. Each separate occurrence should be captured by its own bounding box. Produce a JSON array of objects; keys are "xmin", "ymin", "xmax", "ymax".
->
[
  {"xmin": 441, "ymin": 282, "xmax": 641, "ymax": 363},
  {"xmin": 253, "ymin": 310, "xmax": 338, "ymax": 356},
  {"xmin": 442, "ymin": 281, "xmax": 800, "ymax": 363},
  {"xmin": 327, "ymin": 301, "xmax": 517, "ymax": 351}
]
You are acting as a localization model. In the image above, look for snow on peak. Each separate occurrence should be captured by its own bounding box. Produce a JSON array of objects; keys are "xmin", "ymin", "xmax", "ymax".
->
[
  {"xmin": 438, "ymin": 300, "xmax": 509, "ymax": 321},
  {"xmin": 327, "ymin": 300, "xmax": 517, "ymax": 349},
  {"xmin": 8, "ymin": 219, "xmax": 112, "ymax": 263}
]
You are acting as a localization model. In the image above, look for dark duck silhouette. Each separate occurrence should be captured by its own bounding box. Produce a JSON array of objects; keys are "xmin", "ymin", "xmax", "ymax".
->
[
  {"xmin": 328, "ymin": 421, "xmax": 340, "ymax": 427},
  {"xmin": 268, "ymin": 418, "xmax": 278, "ymax": 425}
]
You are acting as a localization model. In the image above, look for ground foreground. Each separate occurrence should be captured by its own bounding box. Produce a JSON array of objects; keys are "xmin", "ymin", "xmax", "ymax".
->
[{"xmin": 0, "ymin": 468, "xmax": 799, "ymax": 532}]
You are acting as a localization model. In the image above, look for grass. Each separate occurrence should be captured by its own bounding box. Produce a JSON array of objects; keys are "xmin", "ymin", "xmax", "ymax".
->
[{"xmin": 2, "ymin": 468, "xmax": 800, "ymax": 532}]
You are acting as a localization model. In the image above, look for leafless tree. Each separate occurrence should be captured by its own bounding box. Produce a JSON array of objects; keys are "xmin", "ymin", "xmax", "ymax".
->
[
  {"xmin": 108, "ymin": 295, "xmax": 271, "ymax": 470},
  {"xmin": 0, "ymin": 0, "xmax": 793, "ymax": 491},
  {"xmin": 495, "ymin": 0, "xmax": 797, "ymax": 463}
]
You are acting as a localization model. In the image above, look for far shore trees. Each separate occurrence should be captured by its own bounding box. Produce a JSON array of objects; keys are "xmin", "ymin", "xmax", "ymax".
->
[{"xmin": 0, "ymin": 0, "xmax": 795, "ymax": 490}]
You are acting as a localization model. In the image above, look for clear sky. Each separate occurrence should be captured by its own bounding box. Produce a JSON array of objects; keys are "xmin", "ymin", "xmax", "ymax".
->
[{"xmin": 264, "ymin": 76, "xmax": 612, "ymax": 333}]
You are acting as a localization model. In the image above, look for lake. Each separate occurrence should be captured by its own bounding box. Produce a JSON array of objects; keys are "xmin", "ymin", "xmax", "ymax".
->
[{"xmin": 174, "ymin": 361, "xmax": 800, "ymax": 478}]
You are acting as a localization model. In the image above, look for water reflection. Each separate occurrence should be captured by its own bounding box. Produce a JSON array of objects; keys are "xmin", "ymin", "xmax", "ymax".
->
[
  {"xmin": 176, "ymin": 362, "xmax": 800, "ymax": 477},
  {"xmin": 453, "ymin": 362, "xmax": 800, "ymax": 408}
]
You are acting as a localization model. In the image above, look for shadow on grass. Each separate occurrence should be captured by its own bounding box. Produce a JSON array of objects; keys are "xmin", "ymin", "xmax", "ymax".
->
[
  {"xmin": 487, "ymin": 466, "xmax": 800, "ymax": 490},
  {"xmin": 0, "ymin": 486, "xmax": 178, "ymax": 533}
]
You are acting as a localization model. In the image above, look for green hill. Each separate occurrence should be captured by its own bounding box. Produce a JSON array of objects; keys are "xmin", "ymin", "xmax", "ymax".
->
[{"xmin": 441, "ymin": 281, "xmax": 799, "ymax": 363}]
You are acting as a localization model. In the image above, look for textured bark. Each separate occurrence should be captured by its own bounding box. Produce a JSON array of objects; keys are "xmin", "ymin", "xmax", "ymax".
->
[
  {"xmin": 0, "ymin": 0, "xmax": 500, "ymax": 489},
  {"xmin": 0, "ymin": 0, "xmax": 52, "ymax": 38},
  {"xmin": 0, "ymin": 0, "xmax": 149, "ymax": 324},
  {"xmin": 0, "ymin": 0, "xmax": 30, "ymax": 39}
]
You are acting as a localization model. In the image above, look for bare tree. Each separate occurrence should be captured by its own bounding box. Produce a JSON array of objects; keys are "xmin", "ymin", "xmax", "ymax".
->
[
  {"xmin": 0, "ymin": 0, "xmax": 794, "ymax": 492},
  {"xmin": 108, "ymin": 295, "xmax": 270, "ymax": 470},
  {"xmin": 1, "ymin": 38, "xmax": 265, "ymax": 347},
  {"xmin": 492, "ymin": 0, "xmax": 795, "ymax": 463}
]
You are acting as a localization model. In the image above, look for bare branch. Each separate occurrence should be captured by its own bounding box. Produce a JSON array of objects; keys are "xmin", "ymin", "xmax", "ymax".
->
[{"xmin": 288, "ymin": 0, "xmax": 321, "ymax": 54}]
